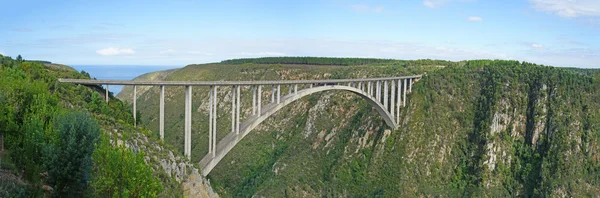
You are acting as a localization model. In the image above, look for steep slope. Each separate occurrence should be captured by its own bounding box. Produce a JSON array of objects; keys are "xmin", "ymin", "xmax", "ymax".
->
[
  {"xmin": 0, "ymin": 55, "xmax": 215, "ymax": 197},
  {"xmin": 131, "ymin": 58, "xmax": 600, "ymax": 197}
]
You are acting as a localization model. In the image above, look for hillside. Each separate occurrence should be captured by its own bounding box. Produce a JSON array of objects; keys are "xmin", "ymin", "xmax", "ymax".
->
[
  {"xmin": 0, "ymin": 55, "xmax": 216, "ymax": 197},
  {"xmin": 117, "ymin": 68, "xmax": 179, "ymax": 103},
  {"xmin": 128, "ymin": 57, "xmax": 600, "ymax": 197}
]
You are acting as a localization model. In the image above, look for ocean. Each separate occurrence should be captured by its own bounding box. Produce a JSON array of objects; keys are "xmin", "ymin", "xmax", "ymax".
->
[{"xmin": 71, "ymin": 65, "xmax": 181, "ymax": 95}]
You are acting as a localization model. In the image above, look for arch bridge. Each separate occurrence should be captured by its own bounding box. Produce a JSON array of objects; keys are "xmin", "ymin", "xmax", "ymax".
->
[{"xmin": 59, "ymin": 75, "xmax": 421, "ymax": 176}]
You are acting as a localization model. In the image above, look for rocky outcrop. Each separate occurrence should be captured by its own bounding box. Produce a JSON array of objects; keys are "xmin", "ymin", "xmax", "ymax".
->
[{"xmin": 99, "ymin": 118, "xmax": 218, "ymax": 198}]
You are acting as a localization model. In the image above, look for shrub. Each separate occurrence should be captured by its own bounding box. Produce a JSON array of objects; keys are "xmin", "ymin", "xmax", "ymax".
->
[{"xmin": 44, "ymin": 111, "xmax": 99, "ymax": 197}]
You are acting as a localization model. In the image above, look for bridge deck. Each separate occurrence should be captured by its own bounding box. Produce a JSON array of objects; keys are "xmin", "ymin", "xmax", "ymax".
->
[{"xmin": 58, "ymin": 75, "xmax": 422, "ymax": 86}]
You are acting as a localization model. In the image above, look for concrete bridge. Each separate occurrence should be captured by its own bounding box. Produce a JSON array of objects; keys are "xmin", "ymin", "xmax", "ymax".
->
[{"xmin": 59, "ymin": 75, "xmax": 421, "ymax": 176}]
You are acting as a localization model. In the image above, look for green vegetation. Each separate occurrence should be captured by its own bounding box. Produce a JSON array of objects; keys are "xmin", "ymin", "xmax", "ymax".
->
[
  {"xmin": 220, "ymin": 56, "xmax": 458, "ymax": 67},
  {"xmin": 44, "ymin": 112, "xmax": 99, "ymax": 197},
  {"xmin": 0, "ymin": 55, "xmax": 179, "ymax": 197},
  {"xmin": 129, "ymin": 57, "xmax": 599, "ymax": 197},
  {"xmin": 3, "ymin": 53, "xmax": 598, "ymax": 197},
  {"xmin": 92, "ymin": 135, "xmax": 162, "ymax": 197}
]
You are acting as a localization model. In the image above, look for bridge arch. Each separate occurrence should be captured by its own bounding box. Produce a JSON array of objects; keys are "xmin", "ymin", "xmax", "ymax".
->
[{"xmin": 199, "ymin": 84, "xmax": 397, "ymax": 176}]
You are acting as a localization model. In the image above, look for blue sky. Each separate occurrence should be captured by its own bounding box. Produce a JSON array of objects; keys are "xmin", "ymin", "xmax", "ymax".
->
[{"xmin": 1, "ymin": 0, "xmax": 599, "ymax": 67}]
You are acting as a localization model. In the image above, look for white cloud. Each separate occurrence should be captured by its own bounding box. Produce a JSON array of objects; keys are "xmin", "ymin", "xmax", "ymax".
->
[
  {"xmin": 468, "ymin": 16, "xmax": 483, "ymax": 22},
  {"xmin": 96, "ymin": 47, "xmax": 136, "ymax": 56},
  {"xmin": 531, "ymin": 43, "xmax": 544, "ymax": 49},
  {"xmin": 529, "ymin": 0, "xmax": 600, "ymax": 17},
  {"xmin": 187, "ymin": 51, "xmax": 214, "ymax": 56},
  {"xmin": 423, "ymin": 0, "xmax": 448, "ymax": 8},
  {"xmin": 350, "ymin": 4, "xmax": 385, "ymax": 13},
  {"xmin": 424, "ymin": 0, "xmax": 476, "ymax": 8}
]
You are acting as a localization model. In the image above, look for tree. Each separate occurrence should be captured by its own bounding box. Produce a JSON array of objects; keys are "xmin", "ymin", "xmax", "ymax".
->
[
  {"xmin": 44, "ymin": 111, "xmax": 100, "ymax": 197},
  {"xmin": 16, "ymin": 55, "xmax": 23, "ymax": 62}
]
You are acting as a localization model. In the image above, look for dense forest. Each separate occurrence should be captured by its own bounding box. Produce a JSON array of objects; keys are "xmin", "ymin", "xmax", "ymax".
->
[
  {"xmin": 220, "ymin": 56, "xmax": 459, "ymax": 67},
  {"xmin": 0, "ymin": 55, "xmax": 162, "ymax": 197}
]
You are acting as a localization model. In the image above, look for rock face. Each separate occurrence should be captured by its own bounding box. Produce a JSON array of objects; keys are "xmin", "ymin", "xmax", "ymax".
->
[{"xmin": 100, "ymin": 119, "xmax": 219, "ymax": 198}]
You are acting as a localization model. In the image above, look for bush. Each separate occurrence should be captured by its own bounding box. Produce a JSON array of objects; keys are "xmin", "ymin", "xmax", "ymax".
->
[
  {"xmin": 92, "ymin": 134, "xmax": 162, "ymax": 197},
  {"xmin": 44, "ymin": 111, "xmax": 99, "ymax": 197}
]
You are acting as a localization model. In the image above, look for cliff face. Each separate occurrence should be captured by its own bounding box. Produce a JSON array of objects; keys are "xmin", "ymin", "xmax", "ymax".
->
[
  {"xmin": 129, "ymin": 60, "xmax": 600, "ymax": 197},
  {"xmin": 386, "ymin": 61, "xmax": 600, "ymax": 196}
]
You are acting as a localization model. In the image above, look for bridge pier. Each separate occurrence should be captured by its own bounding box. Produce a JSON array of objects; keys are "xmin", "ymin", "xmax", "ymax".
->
[
  {"xmin": 258, "ymin": 85, "xmax": 262, "ymax": 116},
  {"xmin": 184, "ymin": 85, "xmax": 192, "ymax": 160},
  {"xmin": 212, "ymin": 86, "xmax": 218, "ymax": 158},
  {"xmin": 277, "ymin": 85, "xmax": 281, "ymax": 104},
  {"xmin": 294, "ymin": 84, "xmax": 297, "ymax": 94},
  {"xmin": 252, "ymin": 86, "xmax": 256, "ymax": 115},
  {"xmin": 133, "ymin": 85, "xmax": 137, "ymax": 127},
  {"xmin": 366, "ymin": 82, "xmax": 370, "ymax": 95},
  {"xmin": 160, "ymin": 85, "xmax": 164, "ymax": 140},
  {"xmin": 384, "ymin": 81, "xmax": 388, "ymax": 110},
  {"xmin": 236, "ymin": 85, "xmax": 240, "ymax": 134},
  {"xmin": 209, "ymin": 86, "xmax": 213, "ymax": 155},
  {"xmin": 409, "ymin": 78, "xmax": 413, "ymax": 93},
  {"xmin": 271, "ymin": 85, "xmax": 275, "ymax": 103},
  {"xmin": 231, "ymin": 86, "xmax": 236, "ymax": 133},
  {"xmin": 397, "ymin": 79, "xmax": 401, "ymax": 124},
  {"xmin": 391, "ymin": 80, "xmax": 395, "ymax": 119},
  {"xmin": 376, "ymin": 81, "xmax": 381, "ymax": 102},
  {"xmin": 403, "ymin": 79, "xmax": 407, "ymax": 107},
  {"xmin": 105, "ymin": 85, "xmax": 109, "ymax": 103}
]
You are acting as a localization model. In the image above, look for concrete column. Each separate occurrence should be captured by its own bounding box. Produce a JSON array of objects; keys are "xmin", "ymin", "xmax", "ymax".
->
[
  {"xmin": 391, "ymin": 80, "xmax": 395, "ymax": 120},
  {"xmin": 184, "ymin": 86, "xmax": 192, "ymax": 160},
  {"xmin": 277, "ymin": 85, "xmax": 281, "ymax": 104},
  {"xmin": 310, "ymin": 84, "xmax": 313, "ymax": 88},
  {"xmin": 376, "ymin": 81, "xmax": 381, "ymax": 102},
  {"xmin": 213, "ymin": 86, "xmax": 218, "ymax": 158},
  {"xmin": 208, "ymin": 86, "xmax": 213, "ymax": 154},
  {"xmin": 105, "ymin": 85, "xmax": 109, "ymax": 103},
  {"xmin": 397, "ymin": 79, "xmax": 401, "ymax": 124},
  {"xmin": 367, "ymin": 81, "xmax": 373, "ymax": 96},
  {"xmin": 257, "ymin": 85, "xmax": 262, "ymax": 116},
  {"xmin": 384, "ymin": 81, "xmax": 388, "ymax": 110},
  {"xmin": 133, "ymin": 85, "xmax": 137, "ymax": 127},
  {"xmin": 231, "ymin": 86, "xmax": 236, "ymax": 133},
  {"xmin": 252, "ymin": 86, "xmax": 256, "ymax": 115},
  {"xmin": 294, "ymin": 84, "xmax": 297, "ymax": 94},
  {"xmin": 375, "ymin": 81, "xmax": 381, "ymax": 103},
  {"xmin": 271, "ymin": 85, "xmax": 275, "ymax": 103},
  {"xmin": 409, "ymin": 78, "xmax": 413, "ymax": 93},
  {"xmin": 373, "ymin": 82, "xmax": 377, "ymax": 99},
  {"xmin": 358, "ymin": 82, "xmax": 362, "ymax": 91},
  {"xmin": 160, "ymin": 85, "xmax": 164, "ymax": 140},
  {"xmin": 236, "ymin": 85, "xmax": 240, "ymax": 134},
  {"xmin": 403, "ymin": 79, "xmax": 407, "ymax": 107},
  {"xmin": 288, "ymin": 85, "xmax": 292, "ymax": 95}
]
